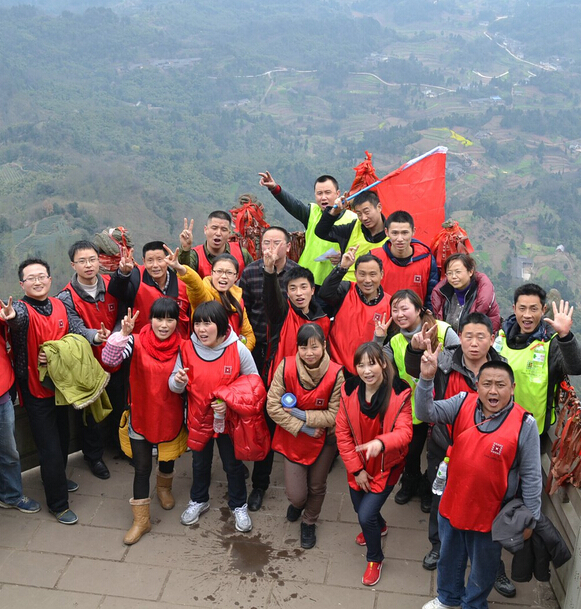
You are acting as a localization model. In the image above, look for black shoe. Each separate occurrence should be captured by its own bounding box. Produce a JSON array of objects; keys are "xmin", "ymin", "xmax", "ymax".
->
[
  {"xmin": 419, "ymin": 472, "xmax": 432, "ymax": 513},
  {"xmin": 301, "ymin": 522, "xmax": 316, "ymax": 549},
  {"xmin": 248, "ymin": 488, "xmax": 265, "ymax": 512},
  {"xmin": 66, "ymin": 479, "xmax": 79, "ymax": 493},
  {"xmin": 422, "ymin": 549, "xmax": 440, "ymax": 571},
  {"xmin": 287, "ymin": 504, "xmax": 303, "ymax": 522},
  {"xmin": 394, "ymin": 473, "xmax": 419, "ymax": 505},
  {"xmin": 87, "ymin": 459, "xmax": 110, "ymax": 480},
  {"xmin": 494, "ymin": 572, "xmax": 516, "ymax": 598},
  {"xmin": 242, "ymin": 464, "xmax": 250, "ymax": 480}
]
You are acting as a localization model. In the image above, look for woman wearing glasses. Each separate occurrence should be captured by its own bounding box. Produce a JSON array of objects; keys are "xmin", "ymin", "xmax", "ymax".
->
[
  {"xmin": 431, "ymin": 253, "xmax": 500, "ymax": 333},
  {"xmin": 164, "ymin": 249, "xmax": 256, "ymax": 350}
]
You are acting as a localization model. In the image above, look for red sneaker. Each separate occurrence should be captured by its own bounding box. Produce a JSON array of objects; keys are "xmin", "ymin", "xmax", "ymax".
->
[
  {"xmin": 362, "ymin": 561, "xmax": 383, "ymax": 586},
  {"xmin": 355, "ymin": 525, "xmax": 388, "ymax": 546}
]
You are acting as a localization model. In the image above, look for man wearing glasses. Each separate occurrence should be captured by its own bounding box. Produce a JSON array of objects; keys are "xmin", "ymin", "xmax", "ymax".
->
[{"xmin": 0, "ymin": 258, "xmax": 104, "ymax": 525}]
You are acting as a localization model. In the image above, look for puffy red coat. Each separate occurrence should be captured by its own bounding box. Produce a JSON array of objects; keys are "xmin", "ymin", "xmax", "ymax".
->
[
  {"xmin": 336, "ymin": 378, "xmax": 413, "ymax": 493},
  {"xmin": 214, "ymin": 374, "xmax": 270, "ymax": 461},
  {"xmin": 431, "ymin": 271, "xmax": 501, "ymax": 332}
]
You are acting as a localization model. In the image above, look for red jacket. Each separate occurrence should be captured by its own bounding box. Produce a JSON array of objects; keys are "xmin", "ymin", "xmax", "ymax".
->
[
  {"xmin": 336, "ymin": 378, "xmax": 413, "ymax": 493},
  {"xmin": 0, "ymin": 324, "xmax": 14, "ymax": 396},
  {"xmin": 431, "ymin": 271, "xmax": 501, "ymax": 332}
]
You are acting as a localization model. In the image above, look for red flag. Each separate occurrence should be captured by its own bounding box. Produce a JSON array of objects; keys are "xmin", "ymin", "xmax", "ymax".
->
[{"xmin": 371, "ymin": 146, "xmax": 447, "ymax": 246}]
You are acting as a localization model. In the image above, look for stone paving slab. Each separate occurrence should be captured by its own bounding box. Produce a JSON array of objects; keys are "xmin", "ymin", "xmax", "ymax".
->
[{"xmin": 0, "ymin": 447, "xmax": 560, "ymax": 608}]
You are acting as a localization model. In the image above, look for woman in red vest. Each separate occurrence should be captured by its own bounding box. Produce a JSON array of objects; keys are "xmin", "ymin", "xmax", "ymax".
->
[
  {"xmin": 165, "ymin": 249, "xmax": 255, "ymax": 349},
  {"xmin": 169, "ymin": 301, "xmax": 267, "ymax": 534},
  {"xmin": 101, "ymin": 298, "xmax": 187, "ymax": 546},
  {"xmin": 336, "ymin": 342, "xmax": 412, "ymax": 586},
  {"xmin": 267, "ymin": 323, "xmax": 344, "ymax": 549}
]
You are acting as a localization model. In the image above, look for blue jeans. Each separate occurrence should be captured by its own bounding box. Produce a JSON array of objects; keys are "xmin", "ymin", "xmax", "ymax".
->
[
  {"xmin": 0, "ymin": 395, "xmax": 24, "ymax": 505},
  {"xmin": 190, "ymin": 434, "xmax": 247, "ymax": 509},
  {"xmin": 349, "ymin": 484, "xmax": 393, "ymax": 562},
  {"xmin": 437, "ymin": 514, "xmax": 502, "ymax": 609}
]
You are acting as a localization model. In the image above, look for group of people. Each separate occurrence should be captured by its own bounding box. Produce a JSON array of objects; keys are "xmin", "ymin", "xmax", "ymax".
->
[{"xmin": 1, "ymin": 170, "xmax": 579, "ymax": 608}]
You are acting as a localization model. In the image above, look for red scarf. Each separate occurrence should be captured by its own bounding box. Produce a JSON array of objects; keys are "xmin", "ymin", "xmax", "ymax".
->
[{"xmin": 139, "ymin": 324, "xmax": 181, "ymax": 362}]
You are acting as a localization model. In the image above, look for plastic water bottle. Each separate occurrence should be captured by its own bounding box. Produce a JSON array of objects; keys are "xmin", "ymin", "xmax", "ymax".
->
[
  {"xmin": 432, "ymin": 457, "xmax": 450, "ymax": 496},
  {"xmin": 281, "ymin": 393, "xmax": 297, "ymax": 408},
  {"xmin": 213, "ymin": 399, "xmax": 225, "ymax": 433}
]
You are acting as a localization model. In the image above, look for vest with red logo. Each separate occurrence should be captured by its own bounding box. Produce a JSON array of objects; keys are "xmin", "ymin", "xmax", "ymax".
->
[
  {"xmin": 271, "ymin": 356, "xmax": 343, "ymax": 465},
  {"xmin": 64, "ymin": 275, "xmax": 119, "ymax": 370},
  {"xmin": 193, "ymin": 242, "xmax": 246, "ymax": 279},
  {"xmin": 132, "ymin": 266, "xmax": 191, "ymax": 339},
  {"xmin": 0, "ymin": 327, "xmax": 15, "ymax": 396},
  {"xmin": 24, "ymin": 299, "xmax": 69, "ymax": 399},
  {"xmin": 329, "ymin": 283, "xmax": 390, "ymax": 375},
  {"xmin": 181, "ymin": 338, "xmax": 240, "ymax": 449},
  {"xmin": 439, "ymin": 393, "xmax": 527, "ymax": 532},
  {"xmin": 129, "ymin": 335, "xmax": 184, "ymax": 443},
  {"xmin": 371, "ymin": 243, "xmax": 433, "ymax": 304},
  {"xmin": 268, "ymin": 309, "xmax": 330, "ymax": 384}
]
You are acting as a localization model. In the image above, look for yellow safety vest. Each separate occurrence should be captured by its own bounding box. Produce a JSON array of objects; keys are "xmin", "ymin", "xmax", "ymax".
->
[{"xmin": 343, "ymin": 221, "xmax": 388, "ymax": 282}]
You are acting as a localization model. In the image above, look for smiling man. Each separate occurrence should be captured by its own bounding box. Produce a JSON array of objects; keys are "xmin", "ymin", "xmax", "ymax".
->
[
  {"xmin": 495, "ymin": 283, "xmax": 581, "ymax": 434},
  {"xmin": 371, "ymin": 210, "xmax": 438, "ymax": 310},
  {"xmin": 319, "ymin": 250, "xmax": 391, "ymax": 376},
  {"xmin": 415, "ymin": 355, "xmax": 541, "ymax": 609},
  {"xmin": 177, "ymin": 211, "xmax": 253, "ymax": 279},
  {"xmin": 258, "ymin": 171, "xmax": 356, "ymax": 286}
]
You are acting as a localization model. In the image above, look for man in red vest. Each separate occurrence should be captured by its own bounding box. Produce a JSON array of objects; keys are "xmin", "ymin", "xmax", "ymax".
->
[
  {"xmin": 177, "ymin": 212, "xmax": 253, "ymax": 278},
  {"xmin": 319, "ymin": 248, "xmax": 391, "ymax": 376},
  {"xmin": 0, "ymin": 258, "xmax": 106, "ymax": 525},
  {"xmin": 415, "ymin": 351, "xmax": 541, "ymax": 609},
  {"xmin": 58, "ymin": 240, "xmax": 125, "ymax": 477},
  {"xmin": 108, "ymin": 241, "xmax": 191, "ymax": 338}
]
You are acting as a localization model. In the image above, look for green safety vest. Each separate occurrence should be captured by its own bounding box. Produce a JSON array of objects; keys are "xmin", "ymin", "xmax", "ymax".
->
[
  {"xmin": 391, "ymin": 320, "xmax": 451, "ymax": 425},
  {"xmin": 299, "ymin": 204, "xmax": 356, "ymax": 285},
  {"xmin": 496, "ymin": 330, "xmax": 556, "ymax": 434},
  {"xmin": 343, "ymin": 221, "xmax": 388, "ymax": 282}
]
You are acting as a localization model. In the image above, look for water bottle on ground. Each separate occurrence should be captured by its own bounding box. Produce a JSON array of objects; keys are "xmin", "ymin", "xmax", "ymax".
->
[
  {"xmin": 432, "ymin": 457, "xmax": 450, "ymax": 496},
  {"xmin": 213, "ymin": 399, "xmax": 225, "ymax": 433}
]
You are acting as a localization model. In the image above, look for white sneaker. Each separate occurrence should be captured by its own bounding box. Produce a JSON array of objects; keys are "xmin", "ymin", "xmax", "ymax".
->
[
  {"xmin": 180, "ymin": 500, "xmax": 210, "ymax": 525},
  {"xmin": 232, "ymin": 503, "xmax": 252, "ymax": 532},
  {"xmin": 422, "ymin": 599, "xmax": 461, "ymax": 609}
]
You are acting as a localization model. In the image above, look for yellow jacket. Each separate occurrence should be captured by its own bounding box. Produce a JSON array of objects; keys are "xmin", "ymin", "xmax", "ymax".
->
[{"xmin": 178, "ymin": 266, "xmax": 256, "ymax": 351}]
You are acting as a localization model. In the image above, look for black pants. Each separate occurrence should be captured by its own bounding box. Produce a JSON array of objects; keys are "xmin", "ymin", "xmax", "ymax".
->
[
  {"xmin": 104, "ymin": 364, "xmax": 130, "ymax": 450},
  {"xmin": 21, "ymin": 385, "xmax": 69, "ymax": 513},
  {"xmin": 130, "ymin": 437, "xmax": 174, "ymax": 500},
  {"xmin": 76, "ymin": 409, "xmax": 104, "ymax": 463},
  {"xmin": 403, "ymin": 422, "xmax": 429, "ymax": 478}
]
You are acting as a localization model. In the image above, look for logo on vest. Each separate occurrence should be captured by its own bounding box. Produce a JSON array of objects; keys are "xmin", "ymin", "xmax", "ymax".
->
[
  {"xmin": 413, "ymin": 275, "xmax": 421, "ymax": 284},
  {"xmin": 224, "ymin": 366, "xmax": 233, "ymax": 375},
  {"xmin": 373, "ymin": 313, "xmax": 382, "ymax": 322},
  {"xmin": 490, "ymin": 442, "xmax": 503, "ymax": 456},
  {"xmin": 58, "ymin": 319, "xmax": 65, "ymax": 328},
  {"xmin": 315, "ymin": 398, "xmax": 325, "ymax": 407},
  {"xmin": 108, "ymin": 303, "xmax": 115, "ymax": 312}
]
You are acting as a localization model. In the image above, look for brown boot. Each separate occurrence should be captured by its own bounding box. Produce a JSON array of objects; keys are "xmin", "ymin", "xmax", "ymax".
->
[
  {"xmin": 123, "ymin": 498, "xmax": 151, "ymax": 545},
  {"xmin": 156, "ymin": 469, "xmax": 175, "ymax": 510}
]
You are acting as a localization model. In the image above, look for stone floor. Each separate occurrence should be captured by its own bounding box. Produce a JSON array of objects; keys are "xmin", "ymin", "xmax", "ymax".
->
[{"xmin": 0, "ymin": 448, "xmax": 559, "ymax": 608}]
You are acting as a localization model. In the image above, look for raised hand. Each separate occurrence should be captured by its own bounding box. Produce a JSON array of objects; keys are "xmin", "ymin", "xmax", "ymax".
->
[
  {"xmin": 420, "ymin": 341, "xmax": 442, "ymax": 380},
  {"xmin": 374, "ymin": 313, "xmax": 392, "ymax": 338},
  {"xmin": 174, "ymin": 367, "xmax": 190, "ymax": 385},
  {"xmin": 119, "ymin": 246, "xmax": 135, "ymax": 275},
  {"xmin": 121, "ymin": 307, "xmax": 140, "ymax": 336},
  {"xmin": 163, "ymin": 245, "xmax": 186, "ymax": 276},
  {"xmin": 411, "ymin": 322, "xmax": 438, "ymax": 351},
  {"xmin": 340, "ymin": 245, "xmax": 359, "ymax": 269},
  {"xmin": 95, "ymin": 322, "xmax": 111, "ymax": 344},
  {"xmin": 544, "ymin": 300, "xmax": 574, "ymax": 338},
  {"xmin": 258, "ymin": 171, "xmax": 276, "ymax": 190},
  {"xmin": 180, "ymin": 218, "xmax": 194, "ymax": 251},
  {"xmin": 329, "ymin": 192, "xmax": 347, "ymax": 217},
  {"xmin": 263, "ymin": 248, "xmax": 278, "ymax": 273},
  {"xmin": 0, "ymin": 296, "xmax": 15, "ymax": 321}
]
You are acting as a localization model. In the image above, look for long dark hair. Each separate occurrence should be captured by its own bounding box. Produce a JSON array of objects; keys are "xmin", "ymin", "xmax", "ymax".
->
[
  {"xmin": 211, "ymin": 253, "xmax": 243, "ymax": 326},
  {"xmin": 353, "ymin": 342, "xmax": 394, "ymax": 420}
]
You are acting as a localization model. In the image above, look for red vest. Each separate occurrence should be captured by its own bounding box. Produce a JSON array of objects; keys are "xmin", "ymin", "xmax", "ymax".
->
[
  {"xmin": 132, "ymin": 266, "xmax": 191, "ymax": 339},
  {"xmin": 64, "ymin": 275, "xmax": 119, "ymax": 370},
  {"xmin": 329, "ymin": 284, "xmax": 390, "ymax": 375},
  {"xmin": 271, "ymin": 356, "xmax": 342, "ymax": 465},
  {"xmin": 24, "ymin": 299, "xmax": 69, "ymax": 399},
  {"xmin": 193, "ymin": 242, "xmax": 246, "ymax": 279},
  {"xmin": 439, "ymin": 393, "xmax": 527, "ymax": 532},
  {"xmin": 181, "ymin": 339, "xmax": 240, "ymax": 450},
  {"xmin": 444, "ymin": 370, "xmax": 473, "ymax": 399},
  {"xmin": 225, "ymin": 295, "xmax": 245, "ymax": 336},
  {"xmin": 129, "ymin": 335, "xmax": 184, "ymax": 443},
  {"xmin": 268, "ymin": 309, "xmax": 331, "ymax": 384},
  {"xmin": 371, "ymin": 244, "xmax": 433, "ymax": 304},
  {"xmin": 0, "ymin": 326, "xmax": 14, "ymax": 396}
]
